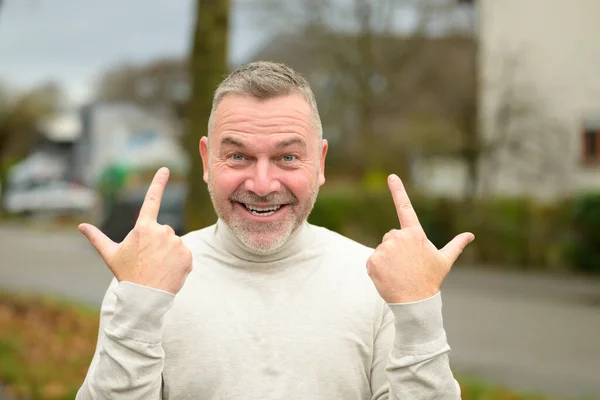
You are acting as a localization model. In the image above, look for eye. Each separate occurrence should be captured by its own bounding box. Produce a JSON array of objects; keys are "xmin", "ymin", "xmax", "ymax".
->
[
  {"xmin": 231, "ymin": 153, "xmax": 245, "ymax": 161},
  {"xmin": 282, "ymin": 154, "xmax": 296, "ymax": 162}
]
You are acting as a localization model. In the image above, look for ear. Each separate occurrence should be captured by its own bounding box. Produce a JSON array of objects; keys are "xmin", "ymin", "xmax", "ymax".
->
[
  {"xmin": 318, "ymin": 139, "xmax": 328, "ymax": 186},
  {"xmin": 199, "ymin": 136, "xmax": 209, "ymax": 184}
]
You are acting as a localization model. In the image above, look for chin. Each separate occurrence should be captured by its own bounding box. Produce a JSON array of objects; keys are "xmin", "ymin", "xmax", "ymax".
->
[
  {"xmin": 244, "ymin": 237, "xmax": 286, "ymax": 254},
  {"xmin": 232, "ymin": 220, "xmax": 297, "ymax": 254}
]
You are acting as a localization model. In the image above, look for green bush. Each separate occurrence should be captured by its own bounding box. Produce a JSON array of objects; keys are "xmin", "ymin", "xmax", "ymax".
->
[
  {"xmin": 564, "ymin": 192, "xmax": 600, "ymax": 274},
  {"xmin": 310, "ymin": 185, "xmax": 594, "ymax": 272}
]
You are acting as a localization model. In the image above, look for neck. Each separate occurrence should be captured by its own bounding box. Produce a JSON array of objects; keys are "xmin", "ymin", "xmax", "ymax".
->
[{"xmin": 213, "ymin": 218, "xmax": 313, "ymax": 265}]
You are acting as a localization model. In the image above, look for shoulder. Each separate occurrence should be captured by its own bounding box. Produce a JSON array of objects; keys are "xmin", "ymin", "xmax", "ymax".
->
[
  {"xmin": 179, "ymin": 224, "xmax": 216, "ymax": 250},
  {"xmin": 308, "ymin": 223, "xmax": 375, "ymax": 263}
]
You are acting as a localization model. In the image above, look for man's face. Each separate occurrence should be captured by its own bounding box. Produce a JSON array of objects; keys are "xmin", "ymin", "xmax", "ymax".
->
[{"xmin": 200, "ymin": 93, "xmax": 328, "ymax": 253}]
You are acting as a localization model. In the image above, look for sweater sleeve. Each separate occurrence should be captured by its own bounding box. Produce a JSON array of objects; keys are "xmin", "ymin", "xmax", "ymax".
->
[
  {"xmin": 76, "ymin": 279, "xmax": 175, "ymax": 400},
  {"xmin": 370, "ymin": 292, "xmax": 461, "ymax": 400}
]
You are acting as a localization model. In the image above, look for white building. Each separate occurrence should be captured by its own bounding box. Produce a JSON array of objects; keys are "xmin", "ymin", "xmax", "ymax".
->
[{"xmin": 417, "ymin": 0, "xmax": 600, "ymax": 200}]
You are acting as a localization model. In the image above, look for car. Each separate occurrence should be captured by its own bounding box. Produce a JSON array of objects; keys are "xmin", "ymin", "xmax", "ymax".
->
[{"xmin": 3, "ymin": 179, "xmax": 97, "ymax": 216}]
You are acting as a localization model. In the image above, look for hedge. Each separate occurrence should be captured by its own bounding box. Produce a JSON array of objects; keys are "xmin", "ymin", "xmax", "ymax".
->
[{"xmin": 309, "ymin": 187, "xmax": 600, "ymax": 274}]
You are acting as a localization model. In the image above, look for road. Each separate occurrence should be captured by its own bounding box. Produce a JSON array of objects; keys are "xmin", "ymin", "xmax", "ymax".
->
[{"xmin": 1, "ymin": 223, "xmax": 599, "ymax": 399}]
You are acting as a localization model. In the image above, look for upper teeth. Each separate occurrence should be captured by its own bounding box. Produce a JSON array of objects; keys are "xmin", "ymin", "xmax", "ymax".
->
[{"xmin": 245, "ymin": 205, "xmax": 282, "ymax": 212}]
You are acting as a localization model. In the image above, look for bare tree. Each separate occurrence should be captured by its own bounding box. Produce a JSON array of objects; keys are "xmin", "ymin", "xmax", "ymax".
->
[
  {"xmin": 412, "ymin": 45, "xmax": 569, "ymax": 200},
  {"xmin": 94, "ymin": 58, "xmax": 188, "ymax": 120},
  {"xmin": 0, "ymin": 82, "xmax": 63, "ymax": 199},
  {"xmin": 477, "ymin": 56, "xmax": 569, "ymax": 198},
  {"xmin": 247, "ymin": 0, "xmax": 471, "ymax": 183}
]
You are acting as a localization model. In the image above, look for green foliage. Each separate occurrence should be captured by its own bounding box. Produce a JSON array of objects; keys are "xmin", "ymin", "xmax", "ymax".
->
[
  {"xmin": 563, "ymin": 192, "xmax": 600, "ymax": 274},
  {"xmin": 458, "ymin": 377, "xmax": 548, "ymax": 399},
  {"xmin": 311, "ymin": 185, "xmax": 596, "ymax": 273}
]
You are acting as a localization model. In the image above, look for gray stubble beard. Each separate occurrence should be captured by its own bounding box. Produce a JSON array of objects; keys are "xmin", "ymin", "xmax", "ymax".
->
[{"xmin": 207, "ymin": 174, "xmax": 320, "ymax": 254}]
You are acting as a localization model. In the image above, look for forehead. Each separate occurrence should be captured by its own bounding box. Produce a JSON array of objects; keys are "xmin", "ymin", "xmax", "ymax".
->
[{"xmin": 210, "ymin": 93, "xmax": 316, "ymax": 143}]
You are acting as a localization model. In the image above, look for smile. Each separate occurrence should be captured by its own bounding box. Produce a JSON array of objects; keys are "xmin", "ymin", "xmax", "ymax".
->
[{"xmin": 243, "ymin": 203, "xmax": 283, "ymax": 217}]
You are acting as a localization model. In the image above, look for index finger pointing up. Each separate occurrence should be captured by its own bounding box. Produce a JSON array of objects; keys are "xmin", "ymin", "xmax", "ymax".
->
[
  {"xmin": 388, "ymin": 174, "xmax": 421, "ymax": 229},
  {"xmin": 137, "ymin": 167, "xmax": 170, "ymax": 223}
]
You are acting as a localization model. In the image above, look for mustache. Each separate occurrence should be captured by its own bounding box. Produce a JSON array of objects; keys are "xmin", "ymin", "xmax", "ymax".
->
[{"xmin": 229, "ymin": 188, "xmax": 298, "ymax": 205}]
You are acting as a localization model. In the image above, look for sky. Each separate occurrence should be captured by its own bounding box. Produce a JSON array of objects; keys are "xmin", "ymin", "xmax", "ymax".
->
[
  {"xmin": 0, "ymin": 0, "xmax": 268, "ymax": 104},
  {"xmin": 0, "ymin": 0, "xmax": 470, "ymax": 105}
]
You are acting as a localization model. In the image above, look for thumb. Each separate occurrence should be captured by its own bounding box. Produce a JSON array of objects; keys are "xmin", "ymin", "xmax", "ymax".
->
[
  {"xmin": 440, "ymin": 232, "xmax": 475, "ymax": 264},
  {"xmin": 78, "ymin": 223, "xmax": 118, "ymax": 263}
]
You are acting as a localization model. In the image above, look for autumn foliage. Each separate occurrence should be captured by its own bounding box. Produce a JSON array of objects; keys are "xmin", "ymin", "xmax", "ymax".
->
[{"xmin": 0, "ymin": 293, "xmax": 98, "ymax": 400}]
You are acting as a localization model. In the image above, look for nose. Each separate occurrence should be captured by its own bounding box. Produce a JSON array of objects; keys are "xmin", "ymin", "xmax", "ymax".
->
[{"xmin": 244, "ymin": 159, "xmax": 281, "ymax": 196}]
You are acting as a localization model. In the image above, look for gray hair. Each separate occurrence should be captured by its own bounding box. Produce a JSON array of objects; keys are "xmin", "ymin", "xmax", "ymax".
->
[{"xmin": 207, "ymin": 61, "xmax": 323, "ymax": 140}]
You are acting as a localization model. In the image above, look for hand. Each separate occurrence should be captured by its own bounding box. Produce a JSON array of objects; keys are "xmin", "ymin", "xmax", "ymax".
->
[
  {"xmin": 79, "ymin": 167, "xmax": 193, "ymax": 295},
  {"xmin": 366, "ymin": 174, "xmax": 474, "ymax": 303}
]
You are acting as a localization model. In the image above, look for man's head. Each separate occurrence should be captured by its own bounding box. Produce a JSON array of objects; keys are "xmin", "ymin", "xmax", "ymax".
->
[{"xmin": 200, "ymin": 61, "xmax": 328, "ymax": 254}]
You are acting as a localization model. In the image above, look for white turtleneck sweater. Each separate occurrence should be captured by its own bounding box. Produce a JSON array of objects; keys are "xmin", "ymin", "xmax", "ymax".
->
[{"xmin": 76, "ymin": 220, "xmax": 460, "ymax": 400}]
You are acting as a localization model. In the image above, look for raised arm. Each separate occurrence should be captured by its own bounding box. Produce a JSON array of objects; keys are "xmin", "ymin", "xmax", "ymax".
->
[
  {"xmin": 76, "ymin": 168, "xmax": 193, "ymax": 399},
  {"xmin": 368, "ymin": 174, "xmax": 474, "ymax": 399}
]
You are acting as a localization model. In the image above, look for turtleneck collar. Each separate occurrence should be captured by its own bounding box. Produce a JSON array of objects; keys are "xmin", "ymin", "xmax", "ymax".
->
[{"xmin": 210, "ymin": 218, "xmax": 314, "ymax": 265}]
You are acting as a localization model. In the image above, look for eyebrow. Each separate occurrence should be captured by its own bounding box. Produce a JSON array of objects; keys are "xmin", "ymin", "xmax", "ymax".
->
[
  {"xmin": 220, "ymin": 137, "xmax": 246, "ymax": 148},
  {"xmin": 220, "ymin": 136, "xmax": 306, "ymax": 150},
  {"xmin": 275, "ymin": 138, "xmax": 306, "ymax": 150}
]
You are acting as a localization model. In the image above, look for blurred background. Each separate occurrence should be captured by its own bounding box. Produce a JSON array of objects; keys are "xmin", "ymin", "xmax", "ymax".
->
[{"xmin": 0, "ymin": 0, "xmax": 599, "ymax": 399}]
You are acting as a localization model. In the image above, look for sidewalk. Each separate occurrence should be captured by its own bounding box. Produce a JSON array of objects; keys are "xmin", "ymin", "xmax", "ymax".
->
[
  {"xmin": 445, "ymin": 265, "xmax": 600, "ymax": 305},
  {"xmin": 442, "ymin": 265, "xmax": 600, "ymax": 399}
]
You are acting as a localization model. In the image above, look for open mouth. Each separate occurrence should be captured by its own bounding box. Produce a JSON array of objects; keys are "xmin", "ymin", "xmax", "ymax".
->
[{"xmin": 241, "ymin": 203, "xmax": 284, "ymax": 217}]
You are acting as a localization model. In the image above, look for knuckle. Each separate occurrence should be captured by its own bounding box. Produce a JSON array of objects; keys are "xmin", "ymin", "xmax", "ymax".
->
[
  {"xmin": 183, "ymin": 263, "xmax": 193, "ymax": 274},
  {"xmin": 368, "ymin": 251, "xmax": 382, "ymax": 266},
  {"xmin": 382, "ymin": 229, "xmax": 395, "ymax": 242},
  {"xmin": 136, "ymin": 220, "xmax": 152, "ymax": 233},
  {"xmin": 414, "ymin": 228, "xmax": 427, "ymax": 241},
  {"xmin": 366, "ymin": 266, "xmax": 375, "ymax": 278},
  {"xmin": 405, "ymin": 226, "xmax": 424, "ymax": 239},
  {"xmin": 366, "ymin": 256, "xmax": 374, "ymax": 270},
  {"xmin": 163, "ymin": 224, "xmax": 175, "ymax": 236},
  {"xmin": 366, "ymin": 256, "xmax": 380, "ymax": 278},
  {"xmin": 182, "ymin": 250, "xmax": 193, "ymax": 273},
  {"xmin": 380, "ymin": 241, "xmax": 392, "ymax": 252}
]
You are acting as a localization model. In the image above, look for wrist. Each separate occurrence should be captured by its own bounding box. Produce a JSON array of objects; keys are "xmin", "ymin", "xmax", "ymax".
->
[
  {"xmin": 386, "ymin": 288, "xmax": 440, "ymax": 304},
  {"xmin": 105, "ymin": 281, "xmax": 175, "ymax": 343},
  {"xmin": 388, "ymin": 292, "xmax": 448, "ymax": 354}
]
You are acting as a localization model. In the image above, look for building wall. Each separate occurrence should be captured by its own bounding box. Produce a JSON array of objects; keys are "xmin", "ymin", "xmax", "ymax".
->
[{"xmin": 478, "ymin": 0, "xmax": 600, "ymax": 199}]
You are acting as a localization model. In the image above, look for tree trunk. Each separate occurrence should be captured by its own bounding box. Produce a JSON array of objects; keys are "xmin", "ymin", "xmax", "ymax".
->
[
  {"xmin": 462, "ymin": 5, "xmax": 480, "ymax": 201},
  {"xmin": 184, "ymin": 0, "xmax": 229, "ymax": 231}
]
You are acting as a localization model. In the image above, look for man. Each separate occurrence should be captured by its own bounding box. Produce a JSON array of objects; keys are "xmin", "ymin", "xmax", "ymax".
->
[{"xmin": 76, "ymin": 61, "xmax": 474, "ymax": 399}]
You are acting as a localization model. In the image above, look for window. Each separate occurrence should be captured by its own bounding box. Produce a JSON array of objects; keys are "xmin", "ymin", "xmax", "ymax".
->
[{"xmin": 582, "ymin": 127, "xmax": 600, "ymax": 164}]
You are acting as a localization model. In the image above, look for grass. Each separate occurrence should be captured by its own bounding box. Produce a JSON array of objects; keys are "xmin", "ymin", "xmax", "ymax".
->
[
  {"xmin": 459, "ymin": 377, "xmax": 549, "ymax": 400},
  {"xmin": 0, "ymin": 291, "xmax": 554, "ymax": 400}
]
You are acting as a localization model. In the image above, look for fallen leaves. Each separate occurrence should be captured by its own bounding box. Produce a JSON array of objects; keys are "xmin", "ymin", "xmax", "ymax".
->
[{"xmin": 0, "ymin": 292, "xmax": 99, "ymax": 400}]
